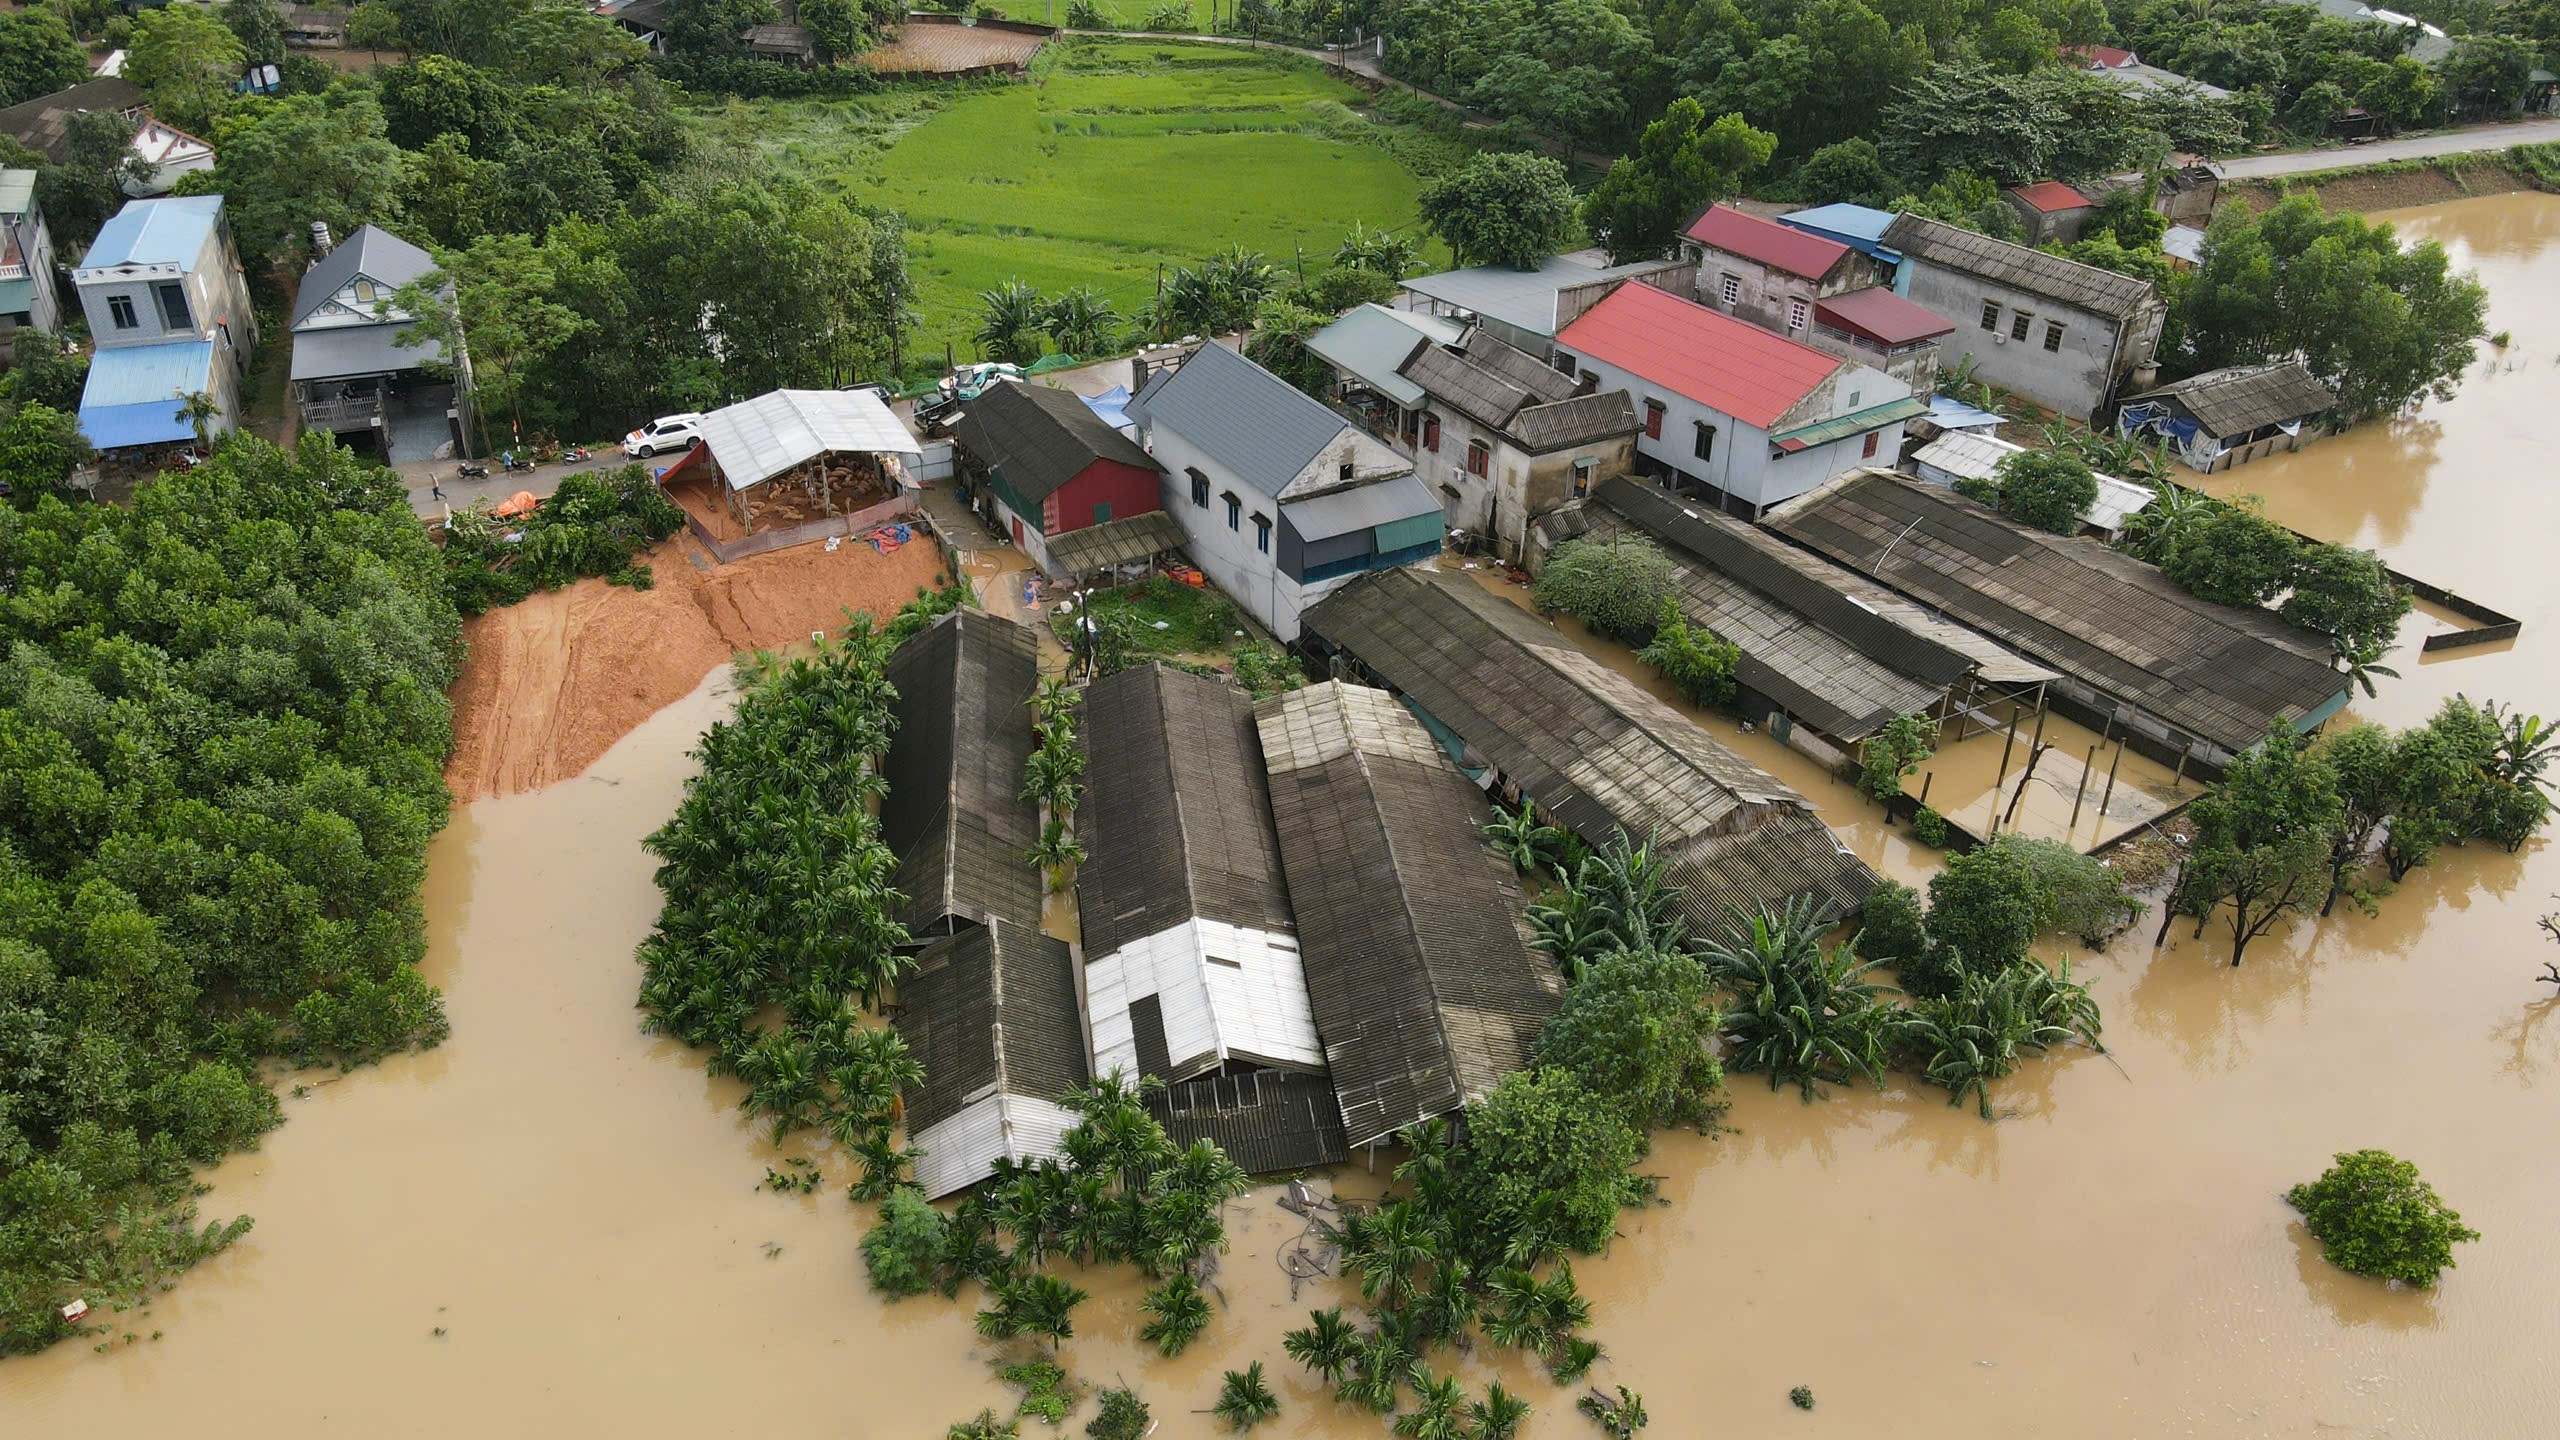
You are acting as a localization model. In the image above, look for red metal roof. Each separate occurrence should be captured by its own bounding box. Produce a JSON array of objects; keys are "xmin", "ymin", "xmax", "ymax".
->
[
  {"xmin": 2009, "ymin": 180, "xmax": 2093, "ymax": 215},
  {"xmin": 1813, "ymin": 287, "xmax": 1956, "ymax": 348},
  {"xmin": 1683, "ymin": 204, "xmax": 1851, "ymax": 281},
  {"xmin": 1556, "ymin": 283, "xmax": 1840, "ymax": 432},
  {"xmin": 2071, "ymin": 44, "xmax": 2137, "ymax": 68}
]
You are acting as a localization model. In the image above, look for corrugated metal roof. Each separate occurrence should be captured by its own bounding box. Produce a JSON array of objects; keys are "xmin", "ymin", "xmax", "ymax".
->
[
  {"xmin": 0, "ymin": 169, "xmax": 33, "ymax": 216},
  {"xmin": 1150, "ymin": 1069, "xmax": 1347, "ymax": 1174},
  {"xmin": 1685, "ymin": 204, "xmax": 1854, "ymax": 280},
  {"xmin": 1780, "ymin": 203, "xmax": 1898, "ymax": 246},
  {"xmin": 1397, "ymin": 254, "xmax": 1677, "ymax": 337},
  {"xmin": 1769, "ymin": 470, "xmax": 2347, "ymax": 752},
  {"xmin": 1883, "ymin": 213, "xmax": 2161, "ymax": 322},
  {"xmin": 1814, "ymin": 287, "xmax": 1955, "ymax": 347},
  {"xmin": 951, "ymin": 378, "xmax": 1159, "ymax": 506},
  {"xmin": 1510, "ymin": 391, "xmax": 1639, "ymax": 453},
  {"xmin": 0, "ymin": 277, "xmax": 33, "ymax": 317},
  {"xmin": 2125, "ymin": 362, "xmax": 2337, "ymax": 437},
  {"xmin": 698, "ymin": 388, "xmax": 921, "ymax": 491},
  {"xmin": 1281, "ymin": 472, "xmax": 1439, "ymax": 542},
  {"xmin": 1770, "ymin": 394, "xmax": 1930, "ymax": 450},
  {"xmin": 1303, "ymin": 567, "xmax": 1878, "ymax": 928},
  {"xmin": 1557, "ymin": 282, "xmax": 1842, "ymax": 431},
  {"xmin": 1912, "ymin": 430, "xmax": 2021, "ymax": 482},
  {"xmin": 289, "ymin": 323, "xmax": 446, "ymax": 382},
  {"xmin": 1255, "ymin": 682, "xmax": 1560, "ymax": 1147},
  {"xmin": 1305, "ymin": 304, "xmax": 1448, "ymax": 407},
  {"xmin": 2161, "ymin": 224, "xmax": 2208, "ymax": 266},
  {"xmin": 1042, "ymin": 509, "xmax": 1186, "ymax": 575},
  {"xmin": 0, "ymin": 77, "xmax": 144, "ymax": 164},
  {"xmin": 291, "ymin": 224, "xmax": 440, "ymax": 329},
  {"xmin": 78, "ymin": 195, "xmax": 222, "ymax": 272},
  {"xmin": 1124, "ymin": 340, "xmax": 1356, "ymax": 501},
  {"xmin": 79, "ymin": 340, "xmax": 212, "ymax": 449},
  {"xmin": 895, "ymin": 918, "xmax": 1088, "ymax": 1199},
  {"xmin": 2008, "ymin": 181, "xmax": 2093, "ymax": 215},
  {"xmin": 878, "ymin": 610, "xmax": 1046, "ymax": 934}
]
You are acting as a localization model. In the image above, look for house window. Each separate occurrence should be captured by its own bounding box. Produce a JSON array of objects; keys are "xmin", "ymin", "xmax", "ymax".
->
[
  {"xmin": 1979, "ymin": 301, "xmax": 2000, "ymax": 332},
  {"xmin": 1338, "ymin": 462, "xmax": 1354, "ymax": 481},
  {"xmin": 1092, "ymin": 501, "xmax": 1112, "ymax": 525},
  {"xmin": 1253, "ymin": 513, "xmax": 1271, "ymax": 554},
  {"xmin": 1188, "ymin": 467, "xmax": 1209, "ymax": 507},
  {"xmin": 1693, "ymin": 421, "xmax": 1716, "ymax": 462},
  {"xmin": 1719, "ymin": 273, "xmax": 1741, "ymax": 306},
  {"xmin": 1464, "ymin": 439, "xmax": 1489, "ymax": 478},
  {"xmin": 107, "ymin": 294, "xmax": 137, "ymax": 330},
  {"xmin": 1787, "ymin": 297, "xmax": 1809, "ymax": 330},
  {"xmin": 155, "ymin": 281, "xmax": 191, "ymax": 332},
  {"xmin": 2010, "ymin": 311, "xmax": 2031, "ymax": 343},
  {"xmin": 1224, "ymin": 494, "xmax": 1241, "ymax": 531},
  {"xmin": 2043, "ymin": 320, "xmax": 2065, "ymax": 353},
  {"xmin": 1572, "ymin": 459, "xmax": 1594, "ymax": 497},
  {"xmin": 1862, "ymin": 430, "xmax": 1881, "ymax": 459},
  {"xmin": 1643, "ymin": 399, "xmax": 1664, "ymax": 440},
  {"xmin": 1422, "ymin": 414, "xmax": 1441, "ymax": 453},
  {"xmin": 354, "ymin": 279, "xmax": 377, "ymax": 305},
  {"xmin": 1550, "ymin": 351, "xmax": 1576, "ymax": 377}
]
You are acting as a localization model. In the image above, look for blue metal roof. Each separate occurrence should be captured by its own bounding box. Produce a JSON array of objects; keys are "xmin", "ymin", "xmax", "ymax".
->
[
  {"xmin": 79, "ymin": 195, "xmax": 224, "ymax": 272},
  {"xmin": 79, "ymin": 340, "xmax": 213, "ymax": 449},
  {"xmin": 1780, "ymin": 204, "xmax": 1895, "ymax": 245}
]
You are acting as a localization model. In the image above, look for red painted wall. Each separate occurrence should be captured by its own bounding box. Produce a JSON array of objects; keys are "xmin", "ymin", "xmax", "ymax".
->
[{"xmin": 1042, "ymin": 458, "xmax": 1163, "ymax": 534}]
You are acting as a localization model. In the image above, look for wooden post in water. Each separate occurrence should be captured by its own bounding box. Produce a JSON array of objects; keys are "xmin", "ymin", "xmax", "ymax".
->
[
  {"xmin": 2098, "ymin": 736, "xmax": 2126, "ymax": 823},
  {"xmin": 1916, "ymin": 771, "xmax": 1933, "ymax": 811},
  {"xmin": 2068, "ymin": 742, "xmax": 2098, "ymax": 831},
  {"xmin": 2170, "ymin": 746, "xmax": 2188, "ymax": 793}
]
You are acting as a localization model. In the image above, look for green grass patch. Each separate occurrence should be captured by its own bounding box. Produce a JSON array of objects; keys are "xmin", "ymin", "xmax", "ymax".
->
[
  {"xmin": 699, "ymin": 40, "xmax": 1442, "ymax": 371},
  {"xmin": 1056, "ymin": 574, "xmax": 1245, "ymax": 656},
  {"xmin": 979, "ymin": 0, "xmax": 1218, "ymax": 29}
]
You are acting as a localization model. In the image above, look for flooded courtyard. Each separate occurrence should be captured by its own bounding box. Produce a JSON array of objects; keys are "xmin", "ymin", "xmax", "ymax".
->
[{"xmin": 5, "ymin": 193, "xmax": 2559, "ymax": 1436}]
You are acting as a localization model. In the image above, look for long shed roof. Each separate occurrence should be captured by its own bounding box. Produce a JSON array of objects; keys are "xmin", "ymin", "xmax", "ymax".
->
[
  {"xmin": 895, "ymin": 918, "xmax": 1087, "ymax": 1199},
  {"xmin": 1255, "ymin": 682, "xmax": 1559, "ymax": 1148},
  {"xmin": 1303, "ymin": 567, "xmax": 1878, "ymax": 928},
  {"xmin": 878, "ymin": 610, "xmax": 1045, "ymax": 934},
  {"xmin": 1768, "ymin": 471, "xmax": 2348, "ymax": 753},
  {"xmin": 2124, "ymin": 362, "xmax": 2337, "ymax": 437},
  {"xmin": 697, "ymin": 388, "xmax": 921, "ymax": 491},
  {"xmin": 1882, "ymin": 213, "xmax": 2161, "ymax": 322}
]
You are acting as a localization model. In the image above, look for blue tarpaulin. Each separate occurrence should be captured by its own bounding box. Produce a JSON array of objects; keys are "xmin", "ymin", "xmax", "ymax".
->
[
  {"xmin": 78, "ymin": 340, "xmax": 213, "ymax": 449},
  {"xmin": 1080, "ymin": 384, "xmax": 1133, "ymax": 436}
]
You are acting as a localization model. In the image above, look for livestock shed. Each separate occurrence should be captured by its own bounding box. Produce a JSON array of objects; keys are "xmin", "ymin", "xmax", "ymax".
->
[
  {"xmin": 2118, "ymin": 362, "xmax": 2337, "ymax": 473},
  {"xmin": 893, "ymin": 918, "xmax": 1086, "ymax": 1200},
  {"xmin": 1302, "ymin": 567, "xmax": 1879, "ymax": 928},
  {"xmin": 1541, "ymin": 476, "xmax": 2055, "ymax": 763},
  {"xmin": 1254, "ymin": 681, "xmax": 1561, "ymax": 1150},
  {"xmin": 877, "ymin": 609, "xmax": 1045, "ymax": 937},
  {"xmin": 1768, "ymin": 470, "xmax": 2351, "ymax": 767},
  {"xmin": 1076, "ymin": 663, "xmax": 1345, "ymax": 1173}
]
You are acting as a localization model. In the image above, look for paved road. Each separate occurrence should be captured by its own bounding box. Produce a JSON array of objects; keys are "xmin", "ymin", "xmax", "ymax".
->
[
  {"xmin": 398, "ymin": 448, "xmax": 654, "ymax": 521},
  {"xmin": 2215, "ymin": 117, "xmax": 2560, "ymax": 179}
]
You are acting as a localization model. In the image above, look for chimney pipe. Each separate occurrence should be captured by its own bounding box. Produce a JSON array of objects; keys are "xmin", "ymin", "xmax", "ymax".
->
[{"xmin": 309, "ymin": 221, "xmax": 332, "ymax": 259}]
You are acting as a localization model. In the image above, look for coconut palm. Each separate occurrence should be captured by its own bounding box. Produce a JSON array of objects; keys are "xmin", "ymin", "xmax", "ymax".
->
[
  {"xmin": 1043, "ymin": 287, "xmax": 1120, "ymax": 357},
  {"xmin": 848, "ymin": 1127, "xmax": 921, "ymax": 1199},
  {"xmin": 1025, "ymin": 819, "xmax": 1084, "ymax": 889},
  {"xmin": 174, "ymin": 388, "xmax": 219, "ymax": 449},
  {"xmin": 1282, "ymin": 1306, "xmax": 1360, "ymax": 1386},
  {"xmin": 973, "ymin": 279, "xmax": 1048, "ymax": 366},
  {"xmin": 1012, "ymin": 1271, "xmax": 1086, "ymax": 1354},
  {"xmin": 1346, "ymin": 1200, "xmax": 1437, "ymax": 1313},
  {"xmin": 1394, "ymin": 1370, "xmax": 1470, "ymax": 1439},
  {"xmin": 1214, "ymin": 1362, "xmax": 1281, "ymax": 1432},
  {"xmin": 1031, "ymin": 675, "xmax": 1077, "ymax": 726},
  {"xmin": 1470, "ymin": 1384, "xmax": 1532, "ymax": 1440},
  {"xmin": 1342, "ymin": 1329, "xmax": 1410, "ymax": 1413}
]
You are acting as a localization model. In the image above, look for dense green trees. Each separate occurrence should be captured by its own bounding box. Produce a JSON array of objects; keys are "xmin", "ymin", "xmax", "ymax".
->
[
  {"xmin": 2287, "ymin": 1149, "xmax": 2479, "ymax": 1287},
  {"xmin": 0, "ymin": 10, "xmax": 88, "ymax": 109},
  {"xmin": 1533, "ymin": 534, "xmax": 1677, "ymax": 645},
  {"xmin": 0, "ymin": 436, "xmax": 461, "ymax": 1352},
  {"xmin": 1990, "ymin": 449, "xmax": 2101, "ymax": 536},
  {"xmin": 1635, "ymin": 599, "xmax": 1740, "ymax": 710},
  {"xmin": 1579, "ymin": 99, "xmax": 1775, "ymax": 263},
  {"xmin": 1858, "ymin": 712, "xmax": 1937, "ymax": 804},
  {"xmin": 128, "ymin": 5, "xmax": 244, "ymax": 133},
  {"xmin": 1416, "ymin": 153, "xmax": 1577, "ymax": 271}
]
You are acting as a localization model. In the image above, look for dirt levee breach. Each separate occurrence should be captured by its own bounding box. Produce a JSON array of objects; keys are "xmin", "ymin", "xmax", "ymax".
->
[{"xmin": 445, "ymin": 533, "xmax": 946, "ymax": 801}]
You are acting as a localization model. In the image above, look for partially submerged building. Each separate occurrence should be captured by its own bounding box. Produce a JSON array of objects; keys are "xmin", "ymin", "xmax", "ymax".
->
[
  {"xmin": 1076, "ymin": 663, "xmax": 1346, "ymax": 1172},
  {"xmin": 1254, "ymin": 681, "xmax": 1560, "ymax": 1150},
  {"xmin": 1302, "ymin": 566, "xmax": 1879, "ymax": 929},
  {"xmin": 1882, "ymin": 213, "xmax": 2167, "ymax": 424},
  {"xmin": 1537, "ymin": 475, "xmax": 2056, "ymax": 766},
  {"xmin": 1768, "ymin": 470, "xmax": 2352, "ymax": 767},
  {"xmin": 2118, "ymin": 362, "xmax": 2337, "ymax": 473},
  {"xmin": 878, "ymin": 610, "xmax": 1084, "ymax": 1199}
]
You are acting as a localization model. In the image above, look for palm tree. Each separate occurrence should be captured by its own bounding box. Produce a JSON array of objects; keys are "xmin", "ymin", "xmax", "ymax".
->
[
  {"xmin": 1469, "ymin": 1384, "xmax": 1532, "ymax": 1440},
  {"xmin": 1043, "ymin": 287, "xmax": 1120, "ymax": 357},
  {"xmin": 1282, "ymin": 1306, "xmax": 1360, "ymax": 1386},
  {"xmin": 974, "ymin": 279, "xmax": 1048, "ymax": 366},
  {"xmin": 1013, "ymin": 1271, "xmax": 1087, "ymax": 1354},
  {"xmin": 1347, "ymin": 1200, "xmax": 1436, "ymax": 1313},
  {"xmin": 1138, "ymin": 1271, "xmax": 1210, "ymax": 1356},
  {"xmin": 174, "ymin": 389, "xmax": 219, "ymax": 449},
  {"xmin": 1025, "ymin": 819, "xmax": 1084, "ymax": 889},
  {"xmin": 1395, "ymin": 1371, "xmax": 1470, "ymax": 1439},
  {"xmin": 1213, "ymin": 1362, "xmax": 1281, "ymax": 1432},
  {"xmin": 1335, "ymin": 222, "xmax": 1421, "ymax": 280}
]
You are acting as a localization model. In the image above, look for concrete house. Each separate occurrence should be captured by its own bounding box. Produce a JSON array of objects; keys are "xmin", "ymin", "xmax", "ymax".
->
[
  {"xmin": 1396, "ymin": 251, "xmax": 1693, "ymax": 363},
  {"xmin": 1801, "ymin": 286, "xmax": 1956, "ymax": 394},
  {"xmin": 0, "ymin": 170, "xmax": 63, "ymax": 336},
  {"xmin": 73, "ymin": 195, "xmax": 257, "ymax": 453},
  {"xmin": 2070, "ymin": 44, "xmax": 2232, "ymax": 99},
  {"xmin": 1306, "ymin": 304, "xmax": 1639, "ymax": 561},
  {"xmin": 1682, "ymin": 203, "xmax": 1886, "ymax": 335},
  {"xmin": 1126, "ymin": 341, "xmax": 1443, "ymax": 642},
  {"xmin": 1552, "ymin": 281, "xmax": 1923, "ymax": 518},
  {"xmin": 290, "ymin": 224, "xmax": 471, "ymax": 460},
  {"xmin": 2003, "ymin": 181, "xmax": 2096, "ymax": 246},
  {"xmin": 1883, "ymin": 213, "xmax": 2167, "ymax": 424},
  {"xmin": 950, "ymin": 378, "xmax": 1165, "ymax": 580}
]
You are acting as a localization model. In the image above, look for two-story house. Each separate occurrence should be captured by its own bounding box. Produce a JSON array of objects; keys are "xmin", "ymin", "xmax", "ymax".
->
[
  {"xmin": 73, "ymin": 195, "xmax": 257, "ymax": 453},
  {"xmin": 1306, "ymin": 304, "xmax": 1638, "ymax": 561},
  {"xmin": 290, "ymin": 223, "xmax": 471, "ymax": 460},
  {"xmin": 1552, "ymin": 281, "xmax": 1924, "ymax": 518},
  {"xmin": 0, "ymin": 170, "xmax": 62, "ymax": 336},
  {"xmin": 1683, "ymin": 204, "xmax": 1887, "ymax": 335},
  {"xmin": 1126, "ymin": 341, "xmax": 1443, "ymax": 642},
  {"xmin": 1881, "ymin": 213, "xmax": 2167, "ymax": 424}
]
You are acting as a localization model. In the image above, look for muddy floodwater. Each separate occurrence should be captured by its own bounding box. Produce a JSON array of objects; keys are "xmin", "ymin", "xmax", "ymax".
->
[{"xmin": 8, "ymin": 192, "xmax": 2560, "ymax": 1436}]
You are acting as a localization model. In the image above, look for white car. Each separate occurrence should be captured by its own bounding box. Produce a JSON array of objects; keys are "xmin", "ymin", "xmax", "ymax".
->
[{"xmin": 623, "ymin": 413, "xmax": 704, "ymax": 458}]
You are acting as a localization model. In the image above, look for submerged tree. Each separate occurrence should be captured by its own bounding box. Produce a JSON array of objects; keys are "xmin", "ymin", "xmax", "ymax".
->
[
  {"xmin": 2287, "ymin": 1149, "xmax": 2479, "ymax": 1288},
  {"xmin": 2174, "ymin": 722, "xmax": 2341, "ymax": 965},
  {"xmin": 1214, "ymin": 1362, "xmax": 1282, "ymax": 1432},
  {"xmin": 1704, "ymin": 898, "xmax": 1892, "ymax": 1099}
]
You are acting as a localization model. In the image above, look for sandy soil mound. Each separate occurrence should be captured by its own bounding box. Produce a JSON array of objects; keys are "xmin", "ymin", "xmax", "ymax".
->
[{"xmin": 445, "ymin": 532, "xmax": 947, "ymax": 801}]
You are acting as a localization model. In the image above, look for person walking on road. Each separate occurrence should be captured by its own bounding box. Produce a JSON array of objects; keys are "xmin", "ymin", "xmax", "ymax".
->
[{"xmin": 430, "ymin": 474, "xmax": 446, "ymax": 503}]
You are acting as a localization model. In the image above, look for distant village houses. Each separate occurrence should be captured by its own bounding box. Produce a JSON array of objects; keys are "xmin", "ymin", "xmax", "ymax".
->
[
  {"xmin": 0, "ymin": 77, "xmax": 212, "ymax": 198},
  {"xmin": 0, "ymin": 170, "xmax": 62, "ymax": 337}
]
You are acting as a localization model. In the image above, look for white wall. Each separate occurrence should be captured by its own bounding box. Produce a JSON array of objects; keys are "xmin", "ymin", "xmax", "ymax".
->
[{"xmin": 1557, "ymin": 349, "xmax": 1906, "ymax": 513}]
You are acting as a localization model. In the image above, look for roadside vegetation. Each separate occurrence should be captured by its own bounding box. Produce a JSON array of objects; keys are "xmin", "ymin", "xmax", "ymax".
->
[
  {"xmin": 0, "ymin": 437, "xmax": 460, "ymax": 1352},
  {"xmin": 438, "ymin": 466, "xmax": 688, "ymax": 614}
]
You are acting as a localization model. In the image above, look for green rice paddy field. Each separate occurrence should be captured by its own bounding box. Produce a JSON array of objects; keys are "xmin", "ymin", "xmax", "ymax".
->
[{"xmin": 715, "ymin": 41, "xmax": 1443, "ymax": 368}]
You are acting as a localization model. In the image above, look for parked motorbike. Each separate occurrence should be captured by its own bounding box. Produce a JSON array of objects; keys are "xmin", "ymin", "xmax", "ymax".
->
[
  {"xmin": 502, "ymin": 451, "xmax": 537, "ymax": 473},
  {"xmin": 561, "ymin": 445, "xmax": 594, "ymax": 463},
  {"xmin": 458, "ymin": 461, "xmax": 490, "ymax": 478}
]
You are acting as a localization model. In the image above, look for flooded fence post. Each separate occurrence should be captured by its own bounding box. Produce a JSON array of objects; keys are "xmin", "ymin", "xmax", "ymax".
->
[
  {"xmin": 2098, "ymin": 736, "xmax": 2125, "ymax": 821},
  {"xmin": 2068, "ymin": 743, "xmax": 2097, "ymax": 831},
  {"xmin": 1916, "ymin": 771, "xmax": 1932, "ymax": 811}
]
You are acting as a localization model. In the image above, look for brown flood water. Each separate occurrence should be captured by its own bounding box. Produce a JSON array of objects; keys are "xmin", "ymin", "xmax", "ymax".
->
[{"xmin": 8, "ymin": 192, "xmax": 2560, "ymax": 1436}]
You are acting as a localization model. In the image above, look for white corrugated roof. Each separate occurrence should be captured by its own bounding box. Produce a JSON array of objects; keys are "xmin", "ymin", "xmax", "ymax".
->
[{"xmin": 699, "ymin": 388, "xmax": 921, "ymax": 491}]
